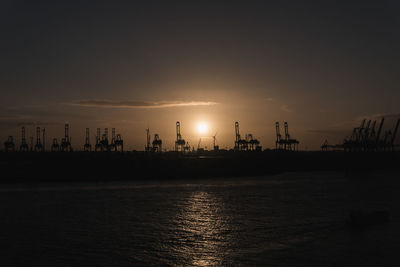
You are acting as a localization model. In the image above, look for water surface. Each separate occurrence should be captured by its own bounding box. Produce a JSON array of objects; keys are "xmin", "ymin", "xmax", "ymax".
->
[{"xmin": 1, "ymin": 171, "xmax": 399, "ymax": 266}]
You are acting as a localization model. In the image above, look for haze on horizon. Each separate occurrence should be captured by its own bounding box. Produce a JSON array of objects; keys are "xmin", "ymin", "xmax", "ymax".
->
[{"xmin": 1, "ymin": 1, "xmax": 400, "ymax": 150}]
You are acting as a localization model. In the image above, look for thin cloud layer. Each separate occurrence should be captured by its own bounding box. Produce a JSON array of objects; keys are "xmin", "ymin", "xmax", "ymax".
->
[
  {"xmin": 280, "ymin": 105, "xmax": 292, "ymax": 113},
  {"xmin": 264, "ymin": 98, "xmax": 293, "ymax": 113},
  {"xmin": 69, "ymin": 100, "xmax": 218, "ymax": 109}
]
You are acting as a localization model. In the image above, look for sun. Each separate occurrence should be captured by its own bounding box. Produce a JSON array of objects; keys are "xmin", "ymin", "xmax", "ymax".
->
[{"xmin": 197, "ymin": 122, "xmax": 209, "ymax": 135}]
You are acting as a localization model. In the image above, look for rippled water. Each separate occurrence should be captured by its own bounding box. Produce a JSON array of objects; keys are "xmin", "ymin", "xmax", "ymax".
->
[{"xmin": 1, "ymin": 171, "xmax": 400, "ymax": 266}]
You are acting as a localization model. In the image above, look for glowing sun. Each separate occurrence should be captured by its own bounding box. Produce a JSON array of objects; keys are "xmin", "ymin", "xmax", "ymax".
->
[{"xmin": 197, "ymin": 122, "xmax": 209, "ymax": 134}]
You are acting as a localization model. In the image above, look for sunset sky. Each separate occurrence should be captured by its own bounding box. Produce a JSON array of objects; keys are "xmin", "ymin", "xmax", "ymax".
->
[{"xmin": 1, "ymin": 1, "xmax": 399, "ymax": 150}]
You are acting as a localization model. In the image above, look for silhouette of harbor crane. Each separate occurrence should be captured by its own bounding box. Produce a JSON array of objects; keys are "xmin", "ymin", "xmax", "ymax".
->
[
  {"xmin": 234, "ymin": 122, "xmax": 261, "ymax": 151},
  {"xmin": 109, "ymin": 128, "xmax": 116, "ymax": 151},
  {"xmin": 100, "ymin": 128, "xmax": 109, "ymax": 151},
  {"xmin": 34, "ymin": 127, "xmax": 43, "ymax": 152},
  {"xmin": 4, "ymin": 136, "xmax": 15, "ymax": 152},
  {"xmin": 152, "ymin": 134, "xmax": 162, "ymax": 152},
  {"xmin": 197, "ymin": 138, "xmax": 204, "ymax": 152},
  {"xmin": 145, "ymin": 128, "xmax": 162, "ymax": 152},
  {"xmin": 20, "ymin": 127, "xmax": 29, "ymax": 152},
  {"xmin": 234, "ymin": 122, "xmax": 246, "ymax": 151},
  {"xmin": 145, "ymin": 128, "xmax": 151, "ymax": 152},
  {"xmin": 4, "ymin": 117, "xmax": 398, "ymax": 153},
  {"xmin": 324, "ymin": 117, "xmax": 399, "ymax": 152},
  {"xmin": 51, "ymin": 138, "xmax": 60, "ymax": 152},
  {"xmin": 275, "ymin": 122, "xmax": 299, "ymax": 151},
  {"xmin": 212, "ymin": 132, "xmax": 219, "ymax": 151},
  {"xmin": 95, "ymin": 128, "xmax": 101, "ymax": 152},
  {"xmin": 84, "ymin": 128, "xmax": 91, "ymax": 151},
  {"xmin": 60, "ymin": 124, "xmax": 72, "ymax": 152},
  {"xmin": 91, "ymin": 127, "xmax": 123, "ymax": 152},
  {"xmin": 175, "ymin": 121, "xmax": 187, "ymax": 152},
  {"xmin": 114, "ymin": 133, "xmax": 123, "ymax": 152},
  {"xmin": 382, "ymin": 119, "xmax": 400, "ymax": 151}
]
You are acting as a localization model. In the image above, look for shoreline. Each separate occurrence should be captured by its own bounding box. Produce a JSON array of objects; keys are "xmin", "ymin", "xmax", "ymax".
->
[{"xmin": 1, "ymin": 151, "xmax": 399, "ymax": 184}]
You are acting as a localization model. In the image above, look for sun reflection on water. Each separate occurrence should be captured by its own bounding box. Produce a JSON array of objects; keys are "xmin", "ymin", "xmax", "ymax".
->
[{"xmin": 171, "ymin": 191, "xmax": 232, "ymax": 266}]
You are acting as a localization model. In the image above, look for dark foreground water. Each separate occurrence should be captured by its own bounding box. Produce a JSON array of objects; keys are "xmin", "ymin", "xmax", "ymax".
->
[{"xmin": 1, "ymin": 171, "xmax": 400, "ymax": 266}]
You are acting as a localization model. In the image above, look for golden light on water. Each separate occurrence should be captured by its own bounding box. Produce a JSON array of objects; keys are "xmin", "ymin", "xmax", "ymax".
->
[{"xmin": 173, "ymin": 191, "xmax": 229, "ymax": 266}]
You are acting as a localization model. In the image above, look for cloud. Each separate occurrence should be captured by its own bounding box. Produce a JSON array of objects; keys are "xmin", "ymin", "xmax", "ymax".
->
[
  {"xmin": 0, "ymin": 115, "xmax": 31, "ymax": 121},
  {"xmin": 280, "ymin": 105, "xmax": 292, "ymax": 113},
  {"xmin": 264, "ymin": 98, "xmax": 293, "ymax": 113},
  {"xmin": 68, "ymin": 100, "xmax": 218, "ymax": 109}
]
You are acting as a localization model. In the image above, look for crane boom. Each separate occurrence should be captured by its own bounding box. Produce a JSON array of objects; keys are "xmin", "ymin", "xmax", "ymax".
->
[{"xmin": 392, "ymin": 119, "xmax": 400, "ymax": 145}]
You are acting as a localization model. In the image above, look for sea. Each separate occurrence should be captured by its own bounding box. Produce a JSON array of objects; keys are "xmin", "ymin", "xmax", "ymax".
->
[{"xmin": 0, "ymin": 171, "xmax": 399, "ymax": 266}]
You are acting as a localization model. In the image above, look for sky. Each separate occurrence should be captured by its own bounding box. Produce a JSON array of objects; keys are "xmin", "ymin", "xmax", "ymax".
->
[{"xmin": 1, "ymin": 1, "xmax": 400, "ymax": 150}]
